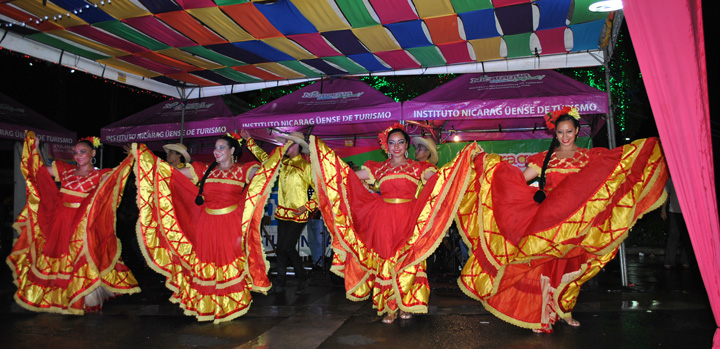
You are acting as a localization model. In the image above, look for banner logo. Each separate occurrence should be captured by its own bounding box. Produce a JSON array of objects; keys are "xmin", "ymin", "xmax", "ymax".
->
[
  {"xmin": 162, "ymin": 101, "xmax": 215, "ymax": 111},
  {"xmin": 302, "ymin": 91, "xmax": 364, "ymax": 100},
  {"xmin": 470, "ymin": 73, "xmax": 545, "ymax": 84}
]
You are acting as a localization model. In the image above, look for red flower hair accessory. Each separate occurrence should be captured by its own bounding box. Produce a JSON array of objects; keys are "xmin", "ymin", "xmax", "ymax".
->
[
  {"xmin": 226, "ymin": 132, "xmax": 243, "ymax": 147},
  {"xmin": 78, "ymin": 136, "xmax": 102, "ymax": 148},
  {"xmin": 378, "ymin": 122, "xmax": 405, "ymax": 153},
  {"xmin": 544, "ymin": 106, "xmax": 580, "ymax": 130}
]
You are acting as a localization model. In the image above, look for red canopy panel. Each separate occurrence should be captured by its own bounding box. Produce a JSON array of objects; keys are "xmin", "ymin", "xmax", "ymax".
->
[
  {"xmin": 155, "ymin": 11, "xmax": 228, "ymax": 46},
  {"xmin": 122, "ymin": 15, "xmax": 197, "ymax": 47}
]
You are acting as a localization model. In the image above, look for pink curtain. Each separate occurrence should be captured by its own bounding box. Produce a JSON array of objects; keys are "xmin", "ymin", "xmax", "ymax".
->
[{"xmin": 624, "ymin": 0, "xmax": 720, "ymax": 345}]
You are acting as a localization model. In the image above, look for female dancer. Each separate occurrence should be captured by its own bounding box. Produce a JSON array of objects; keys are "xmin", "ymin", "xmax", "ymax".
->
[
  {"xmin": 7, "ymin": 132, "xmax": 139, "ymax": 314},
  {"xmin": 133, "ymin": 133, "xmax": 286, "ymax": 323},
  {"xmin": 456, "ymin": 107, "xmax": 668, "ymax": 333},
  {"xmin": 310, "ymin": 124, "xmax": 478, "ymax": 323}
]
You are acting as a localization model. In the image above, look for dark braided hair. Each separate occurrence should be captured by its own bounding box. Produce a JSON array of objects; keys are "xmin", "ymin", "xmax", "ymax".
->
[
  {"xmin": 534, "ymin": 114, "xmax": 580, "ymax": 203},
  {"xmin": 195, "ymin": 135, "xmax": 242, "ymax": 206},
  {"xmin": 76, "ymin": 139, "xmax": 98, "ymax": 150}
]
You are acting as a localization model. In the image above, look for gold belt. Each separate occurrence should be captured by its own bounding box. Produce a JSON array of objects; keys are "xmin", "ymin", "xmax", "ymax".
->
[
  {"xmin": 383, "ymin": 198, "xmax": 411, "ymax": 204},
  {"xmin": 63, "ymin": 202, "xmax": 81, "ymax": 208},
  {"xmin": 204, "ymin": 204, "xmax": 238, "ymax": 215}
]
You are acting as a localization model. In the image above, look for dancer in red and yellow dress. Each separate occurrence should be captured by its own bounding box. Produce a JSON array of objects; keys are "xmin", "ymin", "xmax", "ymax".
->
[
  {"xmin": 134, "ymin": 133, "xmax": 286, "ymax": 323},
  {"xmin": 7, "ymin": 132, "xmax": 139, "ymax": 314},
  {"xmin": 456, "ymin": 107, "xmax": 668, "ymax": 332},
  {"xmin": 311, "ymin": 124, "xmax": 479, "ymax": 323}
]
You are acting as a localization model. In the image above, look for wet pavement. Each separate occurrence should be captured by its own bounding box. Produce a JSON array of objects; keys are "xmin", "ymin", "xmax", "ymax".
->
[{"xmin": 1, "ymin": 249, "xmax": 715, "ymax": 348}]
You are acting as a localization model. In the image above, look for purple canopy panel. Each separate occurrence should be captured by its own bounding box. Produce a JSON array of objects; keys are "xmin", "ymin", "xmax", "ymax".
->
[
  {"xmin": 101, "ymin": 96, "xmax": 235, "ymax": 146},
  {"xmin": 236, "ymin": 78, "xmax": 402, "ymax": 147},
  {"xmin": 403, "ymin": 70, "xmax": 608, "ymax": 140}
]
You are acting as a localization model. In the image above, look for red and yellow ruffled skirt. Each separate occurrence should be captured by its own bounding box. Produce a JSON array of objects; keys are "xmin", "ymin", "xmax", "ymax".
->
[
  {"xmin": 7, "ymin": 133, "xmax": 139, "ymax": 314},
  {"xmin": 134, "ymin": 143, "xmax": 284, "ymax": 323},
  {"xmin": 310, "ymin": 136, "xmax": 479, "ymax": 315}
]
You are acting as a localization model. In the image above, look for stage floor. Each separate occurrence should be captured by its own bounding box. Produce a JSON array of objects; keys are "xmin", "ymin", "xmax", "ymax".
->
[{"xmin": 1, "ymin": 250, "xmax": 714, "ymax": 348}]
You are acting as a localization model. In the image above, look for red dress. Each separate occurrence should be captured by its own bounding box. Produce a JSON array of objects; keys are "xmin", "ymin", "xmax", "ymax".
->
[
  {"xmin": 456, "ymin": 138, "xmax": 668, "ymax": 331},
  {"xmin": 7, "ymin": 133, "xmax": 139, "ymax": 314},
  {"xmin": 134, "ymin": 143, "xmax": 284, "ymax": 323},
  {"xmin": 310, "ymin": 136, "xmax": 479, "ymax": 315}
]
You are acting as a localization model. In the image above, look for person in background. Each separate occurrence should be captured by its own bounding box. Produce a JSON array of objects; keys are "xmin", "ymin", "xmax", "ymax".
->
[
  {"xmin": 163, "ymin": 143, "xmax": 191, "ymax": 169},
  {"xmin": 411, "ymin": 137, "xmax": 438, "ymax": 166},
  {"xmin": 8, "ymin": 132, "xmax": 139, "ymax": 314},
  {"xmin": 242, "ymin": 130, "xmax": 317, "ymax": 296},
  {"xmin": 662, "ymin": 177, "xmax": 691, "ymax": 269},
  {"xmin": 306, "ymin": 207, "xmax": 326, "ymax": 270}
]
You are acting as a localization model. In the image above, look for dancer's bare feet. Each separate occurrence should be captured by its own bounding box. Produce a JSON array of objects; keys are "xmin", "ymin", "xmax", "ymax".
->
[
  {"xmin": 564, "ymin": 317, "xmax": 581, "ymax": 327},
  {"xmin": 399, "ymin": 311, "xmax": 412, "ymax": 320},
  {"xmin": 382, "ymin": 311, "xmax": 398, "ymax": 324}
]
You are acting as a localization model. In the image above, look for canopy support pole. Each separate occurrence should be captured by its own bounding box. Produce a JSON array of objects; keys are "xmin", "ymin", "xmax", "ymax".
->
[
  {"xmin": 604, "ymin": 61, "xmax": 627, "ymax": 286},
  {"xmin": 602, "ymin": 12, "xmax": 629, "ymax": 287},
  {"xmin": 177, "ymin": 87, "xmax": 195, "ymax": 144}
]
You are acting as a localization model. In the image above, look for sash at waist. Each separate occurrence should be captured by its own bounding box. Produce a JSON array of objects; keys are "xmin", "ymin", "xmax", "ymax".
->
[
  {"xmin": 60, "ymin": 188, "xmax": 89, "ymax": 198},
  {"xmin": 383, "ymin": 198, "xmax": 411, "ymax": 204},
  {"xmin": 204, "ymin": 204, "xmax": 238, "ymax": 215},
  {"xmin": 63, "ymin": 202, "xmax": 81, "ymax": 208}
]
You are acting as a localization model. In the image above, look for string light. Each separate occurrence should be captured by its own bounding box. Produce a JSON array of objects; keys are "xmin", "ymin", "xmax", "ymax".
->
[{"xmin": 2, "ymin": 1, "xmax": 113, "ymax": 28}]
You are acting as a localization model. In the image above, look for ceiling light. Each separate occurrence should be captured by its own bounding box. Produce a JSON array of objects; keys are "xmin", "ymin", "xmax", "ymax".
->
[{"xmin": 589, "ymin": 0, "xmax": 623, "ymax": 12}]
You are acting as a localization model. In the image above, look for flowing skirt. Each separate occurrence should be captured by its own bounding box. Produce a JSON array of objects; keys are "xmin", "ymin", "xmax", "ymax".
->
[
  {"xmin": 134, "ymin": 143, "xmax": 284, "ymax": 323},
  {"xmin": 456, "ymin": 138, "xmax": 668, "ymax": 331},
  {"xmin": 310, "ymin": 136, "xmax": 479, "ymax": 315},
  {"xmin": 7, "ymin": 134, "xmax": 139, "ymax": 314}
]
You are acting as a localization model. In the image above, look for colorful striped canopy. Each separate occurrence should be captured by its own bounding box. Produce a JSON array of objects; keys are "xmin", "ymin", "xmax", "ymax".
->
[{"xmin": 0, "ymin": 0, "xmax": 613, "ymax": 98}]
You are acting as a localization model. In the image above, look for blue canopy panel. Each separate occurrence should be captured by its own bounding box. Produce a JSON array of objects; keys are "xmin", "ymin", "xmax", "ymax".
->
[
  {"xmin": 536, "ymin": 0, "xmax": 572, "ymax": 30},
  {"xmin": 232, "ymin": 40, "xmax": 296, "ymax": 62},
  {"xmin": 385, "ymin": 20, "xmax": 432, "ymax": 49},
  {"xmin": 459, "ymin": 9, "xmax": 501, "ymax": 40},
  {"xmin": 254, "ymin": 0, "xmax": 317, "ymax": 36},
  {"xmin": 570, "ymin": 19, "xmax": 606, "ymax": 51},
  {"xmin": 52, "ymin": 0, "xmax": 116, "ymax": 23},
  {"xmin": 348, "ymin": 53, "xmax": 391, "ymax": 72}
]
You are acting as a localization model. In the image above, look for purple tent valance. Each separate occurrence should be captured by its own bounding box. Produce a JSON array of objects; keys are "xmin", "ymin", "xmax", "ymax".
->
[
  {"xmin": 404, "ymin": 70, "xmax": 608, "ymax": 121},
  {"xmin": 236, "ymin": 79, "xmax": 401, "ymax": 146},
  {"xmin": 0, "ymin": 92, "xmax": 76, "ymax": 145},
  {"xmin": 101, "ymin": 96, "xmax": 235, "ymax": 145},
  {"xmin": 403, "ymin": 70, "xmax": 608, "ymax": 141}
]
